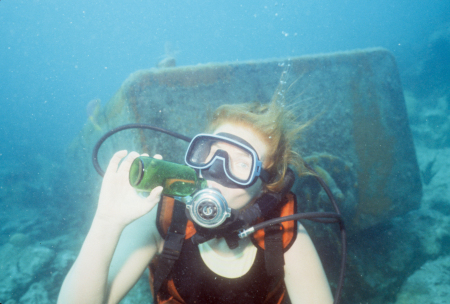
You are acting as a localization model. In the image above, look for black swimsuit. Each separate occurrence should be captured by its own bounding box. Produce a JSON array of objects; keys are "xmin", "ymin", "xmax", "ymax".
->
[{"xmin": 169, "ymin": 240, "xmax": 280, "ymax": 304}]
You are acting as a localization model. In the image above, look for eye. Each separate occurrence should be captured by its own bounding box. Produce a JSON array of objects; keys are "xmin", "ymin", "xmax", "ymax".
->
[
  {"xmin": 236, "ymin": 162, "xmax": 249, "ymax": 169},
  {"xmin": 230, "ymin": 159, "xmax": 251, "ymax": 180}
]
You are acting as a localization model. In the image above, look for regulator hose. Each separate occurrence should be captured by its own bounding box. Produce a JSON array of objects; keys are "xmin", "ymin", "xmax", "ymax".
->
[
  {"xmin": 92, "ymin": 123, "xmax": 192, "ymax": 177},
  {"xmin": 239, "ymin": 163, "xmax": 347, "ymax": 304},
  {"xmin": 304, "ymin": 162, "xmax": 347, "ymax": 304}
]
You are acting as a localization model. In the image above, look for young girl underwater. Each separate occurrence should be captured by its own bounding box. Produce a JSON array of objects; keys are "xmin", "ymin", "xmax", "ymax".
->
[{"xmin": 58, "ymin": 93, "xmax": 335, "ymax": 304}]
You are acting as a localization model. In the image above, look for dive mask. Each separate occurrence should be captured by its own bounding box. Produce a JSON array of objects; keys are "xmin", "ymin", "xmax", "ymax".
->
[
  {"xmin": 180, "ymin": 132, "xmax": 271, "ymax": 231},
  {"xmin": 185, "ymin": 132, "xmax": 271, "ymax": 188}
]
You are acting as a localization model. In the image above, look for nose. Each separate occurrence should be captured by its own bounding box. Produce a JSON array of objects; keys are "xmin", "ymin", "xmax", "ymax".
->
[
  {"xmin": 207, "ymin": 180, "xmax": 229, "ymax": 196},
  {"xmin": 207, "ymin": 179, "xmax": 221, "ymax": 190}
]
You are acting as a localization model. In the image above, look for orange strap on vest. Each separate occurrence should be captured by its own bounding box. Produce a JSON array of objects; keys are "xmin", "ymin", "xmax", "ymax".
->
[
  {"xmin": 156, "ymin": 196, "xmax": 196, "ymax": 240},
  {"xmin": 252, "ymin": 192, "xmax": 298, "ymax": 252},
  {"xmin": 151, "ymin": 193, "xmax": 298, "ymax": 304}
]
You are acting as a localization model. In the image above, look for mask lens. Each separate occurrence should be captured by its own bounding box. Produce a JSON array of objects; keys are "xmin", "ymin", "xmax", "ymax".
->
[
  {"xmin": 224, "ymin": 146, "xmax": 252, "ymax": 180},
  {"xmin": 186, "ymin": 135, "xmax": 256, "ymax": 183},
  {"xmin": 188, "ymin": 137, "xmax": 213, "ymax": 165}
]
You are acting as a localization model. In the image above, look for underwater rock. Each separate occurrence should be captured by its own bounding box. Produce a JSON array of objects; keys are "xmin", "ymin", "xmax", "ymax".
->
[
  {"xmin": 343, "ymin": 207, "xmax": 450, "ymax": 303},
  {"xmin": 53, "ymin": 249, "xmax": 77, "ymax": 270},
  {"xmin": 0, "ymin": 244, "xmax": 55, "ymax": 301},
  {"xmin": 402, "ymin": 22, "xmax": 450, "ymax": 98},
  {"xmin": 18, "ymin": 282, "xmax": 51, "ymax": 304},
  {"xmin": 18, "ymin": 246, "xmax": 55, "ymax": 278},
  {"xmin": 416, "ymin": 147, "xmax": 450, "ymax": 214},
  {"xmin": 0, "ymin": 244, "xmax": 22, "ymax": 300},
  {"xmin": 404, "ymin": 209, "xmax": 450, "ymax": 257},
  {"xmin": 9, "ymin": 233, "xmax": 31, "ymax": 248},
  {"xmin": 0, "ymin": 157, "xmax": 102, "ymax": 302},
  {"xmin": 406, "ymin": 91, "xmax": 450, "ymax": 149},
  {"xmin": 296, "ymin": 150, "xmax": 450, "ymax": 303},
  {"xmin": 395, "ymin": 255, "xmax": 450, "ymax": 304}
]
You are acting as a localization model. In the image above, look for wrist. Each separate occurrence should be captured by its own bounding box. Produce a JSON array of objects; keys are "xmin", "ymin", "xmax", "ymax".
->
[{"xmin": 91, "ymin": 213, "xmax": 128, "ymax": 236}]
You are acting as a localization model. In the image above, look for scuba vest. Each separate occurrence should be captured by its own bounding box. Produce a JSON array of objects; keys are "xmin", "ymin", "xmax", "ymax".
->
[{"xmin": 150, "ymin": 193, "xmax": 298, "ymax": 304}]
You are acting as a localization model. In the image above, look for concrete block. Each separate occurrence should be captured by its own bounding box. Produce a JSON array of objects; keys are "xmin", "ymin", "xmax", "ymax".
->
[{"xmin": 68, "ymin": 48, "xmax": 422, "ymax": 233}]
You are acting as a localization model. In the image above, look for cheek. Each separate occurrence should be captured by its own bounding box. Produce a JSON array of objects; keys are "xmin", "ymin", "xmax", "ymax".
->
[
  {"xmin": 227, "ymin": 181, "xmax": 263, "ymax": 210},
  {"xmin": 226, "ymin": 191, "xmax": 250, "ymax": 210},
  {"xmin": 207, "ymin": 180, "xmax": 263, "ymax": 210}
]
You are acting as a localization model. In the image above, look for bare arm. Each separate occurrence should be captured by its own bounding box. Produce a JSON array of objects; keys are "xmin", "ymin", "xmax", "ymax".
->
[
  {"xmin": 106, "ymin": 206, "xmax": 162, "ymax": 303},
  {"xmin": 58, "ymin": 151, "xmax": 163, "ymax": 304},
  {"xmin": 284, "ymin": 223, "xmax": 333, "ymax": 304}
]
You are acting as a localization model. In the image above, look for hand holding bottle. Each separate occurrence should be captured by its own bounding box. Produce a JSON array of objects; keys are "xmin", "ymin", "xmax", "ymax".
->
[
  {"xmin": 129, "ymin": 155, "xmax": 206, "ymax": 196},
  {"xmin": 95, "ymin": 150, "xmax": 163, "ymax": 228}
]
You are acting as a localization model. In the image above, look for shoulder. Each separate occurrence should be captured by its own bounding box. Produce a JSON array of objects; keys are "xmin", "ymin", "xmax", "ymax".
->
[
  {"xmin": 283, "ymin": 223, "xmax": 333, "ymax": 303},
  {"xmin": 285, "ymin": 222, "xmax": 321, "ymax": 262}
]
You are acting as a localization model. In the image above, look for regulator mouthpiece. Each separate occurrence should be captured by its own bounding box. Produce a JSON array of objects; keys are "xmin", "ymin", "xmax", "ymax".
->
[{"xmin": 178, "ymin": 188, "xmax": 231, "ymax": 228}]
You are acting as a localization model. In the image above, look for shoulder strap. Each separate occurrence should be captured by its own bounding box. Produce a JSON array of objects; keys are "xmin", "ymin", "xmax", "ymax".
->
[
  {"xmin": 251, "ymin": 192, "xmax": 298, "ymax": 277},
  {"xmin": 264, "ymin": 224, "xmax": 285, "ymax": 277},
  {"xmin": 251, "ymin": 192, "xmax": 298, "ymax": 251},
  {"xmin": 156, "ymin": 196, "xmax": 176, "ymax": 238},
  {"xmin": 153, "ymin": 198, "xmax": 187, "ymax": 303}
]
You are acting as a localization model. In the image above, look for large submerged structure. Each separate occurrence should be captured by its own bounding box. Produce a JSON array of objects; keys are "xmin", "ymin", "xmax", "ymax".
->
[{"xmin": 69, "ymin": 47, "xmax": 422, "ymax": 234}]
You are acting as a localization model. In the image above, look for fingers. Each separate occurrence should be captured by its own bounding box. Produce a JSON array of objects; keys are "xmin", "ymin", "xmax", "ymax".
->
[
  {"xmin": 145, "ymin": 186, "xmax": 163, "ymax": 210},
  {"xmin": 104, "ymin": 150, "xmax": 128, "ymax": 176},
  {"xmin": 117, "ymin": 151, "xmax": 140, "ymax": 173},
  {"xmin": 148, "ymin": 186, "xmax": 163, "ymax": 200},
  {"xmin": 105, "ymin": 151, "xmax": 162, "ymax": 183}
]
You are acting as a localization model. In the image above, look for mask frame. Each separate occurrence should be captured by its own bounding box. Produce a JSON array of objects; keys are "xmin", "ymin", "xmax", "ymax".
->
[{"xmin": 185, "ymin": 132, "xmax": 271, "ymax": 187}]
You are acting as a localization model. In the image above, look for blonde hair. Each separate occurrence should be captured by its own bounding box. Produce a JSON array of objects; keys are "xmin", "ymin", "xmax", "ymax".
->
[{"xmin": 206, "ymin": 87, "xmax": 310, "ymax": 192}]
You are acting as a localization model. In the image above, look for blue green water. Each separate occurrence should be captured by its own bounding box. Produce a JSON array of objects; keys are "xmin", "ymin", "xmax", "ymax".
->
[
  {"xmin": 0, "ymin": 0, "xmax": 448, "ymax": 165},
  {"xmin": 0, "ymin": 1, "xmax": 449, "ymax": 303}
]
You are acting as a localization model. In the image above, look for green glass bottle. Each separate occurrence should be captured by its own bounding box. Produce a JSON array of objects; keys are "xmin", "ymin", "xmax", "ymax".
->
[{"xmin": 129, "ymin": 156, "xmax": 207, "ymax": 197}]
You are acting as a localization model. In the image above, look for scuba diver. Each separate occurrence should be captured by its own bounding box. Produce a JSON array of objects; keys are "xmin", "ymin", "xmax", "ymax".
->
[{"xmin": 58, "ymin": 95, "xmax": 345, "ymax": 303}]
